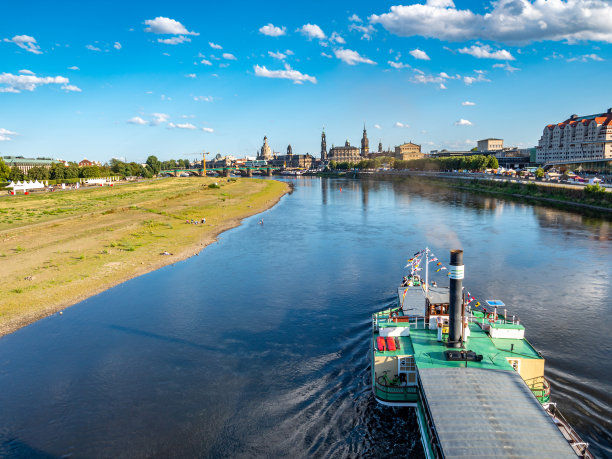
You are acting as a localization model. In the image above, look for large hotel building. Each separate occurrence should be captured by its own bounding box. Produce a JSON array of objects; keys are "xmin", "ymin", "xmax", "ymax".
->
[{"xmin": 537, "ymin": 108, "xmax": 612, "ymax": 170}]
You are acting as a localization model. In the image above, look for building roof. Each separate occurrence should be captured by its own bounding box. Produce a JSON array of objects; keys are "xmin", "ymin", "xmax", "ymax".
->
[
  {"xmin": 478, "ymin": 138, "xmax": 503, "ymax": 141},
  {"xmin": 2, "ymin": 156, "xmax": 57, "ymax": 166}
]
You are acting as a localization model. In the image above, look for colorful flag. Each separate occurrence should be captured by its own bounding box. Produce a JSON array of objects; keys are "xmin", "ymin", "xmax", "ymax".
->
[
  {"xmin": 429, "ymin": 258, "xmax": 438, "ymax": 263},
  {"xmin": 437, "ymin": 262, "xmax": 442, "ymax": 266}
]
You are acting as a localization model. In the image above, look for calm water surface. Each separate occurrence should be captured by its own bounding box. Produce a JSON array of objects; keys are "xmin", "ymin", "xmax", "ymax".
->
[{"xmin": 1, "ymin": 177, "xmax": 611, "ymax": 458}]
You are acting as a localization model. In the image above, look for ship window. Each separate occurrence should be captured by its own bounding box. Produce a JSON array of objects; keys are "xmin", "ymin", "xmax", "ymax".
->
[{"xmin": 508, "ymin": 359, "xmax": 520, "ymax": 372}]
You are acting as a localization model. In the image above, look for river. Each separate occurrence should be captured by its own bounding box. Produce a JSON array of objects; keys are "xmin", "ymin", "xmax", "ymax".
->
[{"xmin": 0, "ymin": 177, "xmax": 610, "ymax": 458}]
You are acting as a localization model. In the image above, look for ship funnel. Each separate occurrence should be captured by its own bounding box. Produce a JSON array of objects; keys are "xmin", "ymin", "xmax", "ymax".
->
[{"xmin": 448, "ymin": 249, "xmax": 464, "ymax": 348}]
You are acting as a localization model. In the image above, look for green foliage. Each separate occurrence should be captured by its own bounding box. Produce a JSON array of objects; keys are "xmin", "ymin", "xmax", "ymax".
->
[
  {"xmin": 65, "ymin": 163, "xmax": 80, "ymax": 179},
  {"xmin": 9, "ymin": 166, "xmax": 24, "ymax": 181},
  {"xmin": 401, "ymin": 155, "xmax": 496, "ymax": 172},
  {"xmin": 27, "ymin": 166, "xmax": 50, "ymax": 181},
  {"xmin": 0, "ymin": 158, "xmax": 10, "ymax": 181},
  {"xmin": 49, "ymin": 162, "xmax": 66, "ymax": 180},
  {"xmin": 146, "ymin": 155, "xmax": 161, "ymax": 175},
  {"xmin": 535, "ymin": 167, "xmax": 545, "ymax": 178},
  {"xmin": 584, "ymin": 183, "xmax": 606, "ymax": 196},
  {"xmin": 208, "ymin": 183, "xmax": 221, "ymax": 189}
]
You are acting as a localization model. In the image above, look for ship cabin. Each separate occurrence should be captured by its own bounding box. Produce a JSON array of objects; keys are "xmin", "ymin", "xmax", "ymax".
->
[{"xmin": 373, "ymin": 284, "xmax": 550, "ymax": 406}]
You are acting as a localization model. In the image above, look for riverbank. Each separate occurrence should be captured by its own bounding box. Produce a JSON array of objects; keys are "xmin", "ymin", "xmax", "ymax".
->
[
  {"xmin": 0, "ymin": 177, "xmax": 289, "ymax": 337},
  {"xmin": 360, "ymin": 170, "xmax": 612, "ymax": 213}
]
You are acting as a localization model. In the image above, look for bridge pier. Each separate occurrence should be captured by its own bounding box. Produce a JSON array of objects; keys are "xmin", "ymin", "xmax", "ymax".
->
[
  {"xmin": 223, "ymin": 168, "xmax": 231, "ymax": 177},
  {"xmin": 266, "ymin": 168, "xmax": 273, "ymax": 177},
  {"xmin": 247, "ymin": 168, "xmax": 253, "ymax": 177},
  {"xmin": 174, "ymin": 170, "xmax": 181, "ymax": 177},
  {"xmin": 198, "ymin": 169, "xmax": 205, "ymax": 177}
]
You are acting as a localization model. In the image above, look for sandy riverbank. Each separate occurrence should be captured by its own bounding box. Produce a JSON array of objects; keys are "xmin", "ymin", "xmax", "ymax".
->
[{"xmin": 0, "ymin": 177, "xmax": 289, "ymax": 337}]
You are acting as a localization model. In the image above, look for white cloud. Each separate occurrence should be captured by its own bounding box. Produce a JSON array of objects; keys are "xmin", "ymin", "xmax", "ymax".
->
[
  {"xmin": 185, "ymin": 73, "xmax": 196, "ymax": 78},
  {"xmin": 492, "ymin": 62, "xmax": 520, "ymax": 72},
  {"xmin": 181, "ymin": 114, "xmax": 196, "ymax": 119},
  {"xmin": 201, "ymin": 59, "xmax": 212, "ymax": 65},
  {"xmin": 222, "ymin": 53, "xmax": 237, "ymax": 60},
  {"xmin": 334, "ymin": 48, "xmax": 376, "ymax": 65},
  {"xmin": 114, "ymin": 42, "xmax": 122, "ymax": 50},
  {"xmin": 330, "ymin": 32, "xmax": 345, "ymax": 44},
  {"xmin": 128, "ymin": 116, "xmax": 147, "ymax": 125},
  {"xmin": 349, "ymin": 14, "xmax": 363, "ymax": 23},
  {"xmin": 370, "ymin": 0, "xmax": 612, "ymax": 44},
  {"xmin": 259, "ymin": 24, "xmax": 286, "ymax": 37},
  {"xmin": 409, "ymin": 48, "xmax": 430, "ymax": 60},
  {"xmin": 321, "ymin": 52, "xmax": 332, "ymax": 58},
  {"xmin": 454, "ymin": 119, "xmax": 473, "ymax": 126},
  {"xmin": 388, "ymin": 60, "xmax": 410, "ymax": 69},
  {"xmin": 374, "ymin": 124, "xmax": 382, "ymax": 129},
  {"xmin": 411, "ymin": 69, "xmax": 447, "ymax": 84},
  {"xmin": 193, "ymin": 96, "xmax": 213, "ymax": 102},
  {"xmin": 0, "ymin": 128, "xmax": 19, "ymax": 141},
  {"xmin": 462, "ymin": 101, "xmax": 476, "ymax": 106},
  {"xmin": 86, "ymin": 44, "xmax": 101, "ymax": 52},
  {"xmin": 68, "ymin": 66, "xmax": 79, "ymax": 70},
  {"xmin": 567, "ymin": 53, "xmax": 604, "ymax": 62},
  {"xmin": 209, "ymin": 42, "xmax": 222, "ymax": 49},
  {"xmin": 439, "ymin": 83, "xmax": 447, "ymax": 89},
  {"xmin": 3, "ymin": 35, "xmax": 42, "ymax": 54},
  {"xmin": 158, "ymin": 36, "xmax": 190, "ymax": 45},
  {"xmin": 219, "ymin": 63, "xmax": 229, "ymax": 68},
  {"xmin": 150, "ymin": 113, "xmax": 169, "ymax": 125},
  {"xmin": 463, "ymin": 71, "xmax": 489, "ymax": 84},
  {"xmin": 349, "ymin": 23, "xmax": 375, "ymax": 40},
  {"xmin": 285, "ymin": 49, "xmax": 294, "ymax": 56},
  {"xmin": 202, "ymin": 127, "xmax": 214, "ymax": 133},
  {"xmin": 18, "ymin": 69, "xmax": 35, "ymax": 75},
  {"xmin": 62, "ymin": 84, "xmax": 81, "ymax": 92},
  {"xmin": 268, "ymin": 51, "xmax": 286, "ymax": 60},
  {"xmin": 297, "ymin": 24, "xmax": 326, "ymax": 40},
  {"xmin": 0, "ymin": 72, "xmax": 80, "ymax": 93},
  {"xmin": 395, "ymin": 122, "xmax": 410, "ymax": 128},
  {"xmin": 144, "ymin": 17, "xmax": 199, "ymax": 36},
  {"xmin": 168, "ymin": 122, "xmax": 197, "ymax": 130},
  {"xmin": 458, "ymin": 44, "xmax": 514, "ymax": 60},
  {"xmin": 254, "ymin": 64, "xmax": 317, "ymax": 84}
]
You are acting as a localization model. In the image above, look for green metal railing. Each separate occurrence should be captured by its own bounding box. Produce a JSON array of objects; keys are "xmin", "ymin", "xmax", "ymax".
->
[{"xmin": 525, "ymin": 376, "xmax": 551, "ymax": 403}]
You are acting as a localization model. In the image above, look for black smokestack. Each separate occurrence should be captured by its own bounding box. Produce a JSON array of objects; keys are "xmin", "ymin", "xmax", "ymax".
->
[{"xmin": 448, "ymin": 249, "xmax": 464, "ymax": 348}]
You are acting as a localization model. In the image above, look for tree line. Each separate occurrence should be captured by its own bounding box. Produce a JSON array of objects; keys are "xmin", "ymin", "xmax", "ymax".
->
[
  {"xmin": 328, "ymin": 155, "xmax": 499, "ymax": 172},
  {"xmin": 0, "ymin": 155, "xmax": 195, "ymax": 182}
]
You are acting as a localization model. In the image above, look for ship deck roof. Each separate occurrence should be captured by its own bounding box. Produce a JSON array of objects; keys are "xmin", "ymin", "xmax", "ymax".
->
[{"xmin": 419, "ymin": 367, "xmax": 576, "ymax": 458}]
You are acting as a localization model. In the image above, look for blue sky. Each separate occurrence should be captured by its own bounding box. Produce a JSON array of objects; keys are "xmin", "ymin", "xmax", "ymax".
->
[{"xmin": 1, "ymin": 0, "xmax": 611, "ymax": 163}]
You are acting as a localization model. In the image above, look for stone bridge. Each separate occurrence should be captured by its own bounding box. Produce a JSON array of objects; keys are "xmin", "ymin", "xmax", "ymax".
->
[{"xmin": 158, "ymin": 166, "xmax": 280, "ymax": 178}]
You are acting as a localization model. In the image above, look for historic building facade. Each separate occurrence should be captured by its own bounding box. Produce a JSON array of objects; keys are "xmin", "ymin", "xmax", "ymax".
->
[
  {"xmin": 258, "ymin": 136, "xmax": 272, "ymax": 160},
  {"xmin": 394, "ymin": 142, "xmax": 424, "ymax": 161},
  {"xmin": 328, "ymin": 140, "xmax": 362, "ymax": 162},
  {"xmin": 477, "ymin": 138, "xmax": 504, "ymax": 152},
  {"xmin": 537, "ymin": 109, "xmax": 612, "ymax": 164}
]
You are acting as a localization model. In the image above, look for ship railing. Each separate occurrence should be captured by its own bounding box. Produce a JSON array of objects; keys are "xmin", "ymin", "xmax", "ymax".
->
[
  {"xmin": 525, "ymin": 376, "xmax": 551, "ymax": 403},
  {"xmin": 544, "ymin": 403, "xmax": 592, "ymax": 457},
  {"xmin": 374, "ymin": 372, "xmax": 418, "ymax": 401}
]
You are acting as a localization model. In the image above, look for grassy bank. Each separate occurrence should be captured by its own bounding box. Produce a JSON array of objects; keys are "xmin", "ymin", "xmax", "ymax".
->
[{"xmin": 0, "ymin": 177, "xmax": 288, "ymax": 336}]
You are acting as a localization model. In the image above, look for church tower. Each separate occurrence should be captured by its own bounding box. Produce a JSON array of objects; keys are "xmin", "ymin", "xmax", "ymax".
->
[
  {"xmin": 287, "ymin": 144, "xmax": 292, "ymax": 156},
  {"xmin": 321, "ymin": 129, "xmax": 327, "ymax": 160},
  {"xmin": 378, "ymin": 141, "xmax": 382, "ymax": 153},
  {"xmin": 260, "ymin": 136, "xmax": 272, "ymax": 160},
  {"xmin": 361, "ymin": 124, "xmax": 369, "ymax": 156}
]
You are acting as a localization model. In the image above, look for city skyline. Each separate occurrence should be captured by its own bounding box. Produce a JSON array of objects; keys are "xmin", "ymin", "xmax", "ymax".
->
[{"xmin": 1, "ymin": 0, "xmax": 611, "ymax": 162}]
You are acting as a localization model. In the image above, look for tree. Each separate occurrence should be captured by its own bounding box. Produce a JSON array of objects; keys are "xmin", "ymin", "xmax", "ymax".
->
[
  {"xmin": 535, "ymin": 167, "xmax": 545, "ymax": 179},
  {"xmin": 50, "ymin": 162, "xmax": 66, "ymax": 180},
  {"xmin": 27, "ymin": 166, "xmax": 50, "ymax": 181},
  {"xmin": 0, "ymin": 158, "xmax": 10, "ymax": 181},
  {"xmin": 65, "ymin": 162, "xmax": 80, "ymax": 179},
  {"xmin": 487, "ymin": 156, "xmax": 499, "ymax": 169},
  {"xmin": 9, "ymin": 166, "xmax": 24, "ymax": 181},
  {"xmin": 80, "ymin": 165, "xmax": 101, "ymax": 178},
  {"xmin": 146, "ymin": 155, "xmax": 161, "ymax": 175}
]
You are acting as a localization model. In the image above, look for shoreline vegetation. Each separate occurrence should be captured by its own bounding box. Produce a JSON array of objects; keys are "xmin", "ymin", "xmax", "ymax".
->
[
  {"xmin": 0, "ymin": 177, "xmax": 289, "ymax": 337},
  {"xmin": 362, "ymin": 171, "xmax": 612, "ymax": 214}
]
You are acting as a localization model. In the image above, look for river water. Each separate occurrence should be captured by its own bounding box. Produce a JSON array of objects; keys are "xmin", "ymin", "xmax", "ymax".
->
[{"xmin": 0, "ymin": 177, "xmax": 611, "ymax": 458}]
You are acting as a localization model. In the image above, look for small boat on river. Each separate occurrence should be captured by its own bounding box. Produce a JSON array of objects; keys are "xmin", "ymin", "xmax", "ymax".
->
[{"xmin": 371, "ymin": 248, "xmax": 593, "ymax": 458}]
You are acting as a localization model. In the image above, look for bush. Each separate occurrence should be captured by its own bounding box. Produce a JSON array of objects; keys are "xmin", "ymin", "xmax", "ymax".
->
[{"xmin": 208, "ymin": 183, "xmax": 221, "ymax": 189}]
